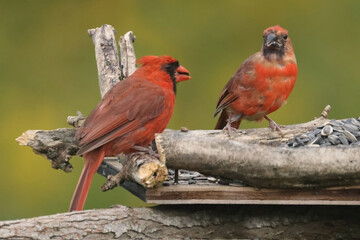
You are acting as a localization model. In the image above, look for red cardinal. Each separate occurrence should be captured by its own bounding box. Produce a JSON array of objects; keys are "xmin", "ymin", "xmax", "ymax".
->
[
  {"xmin": 69, "ymin": 55, "xmax": 191, "ymax": 211},
  {"xmin": 214, "ymin": 25, "xmax": 297, "ymax": 133}
]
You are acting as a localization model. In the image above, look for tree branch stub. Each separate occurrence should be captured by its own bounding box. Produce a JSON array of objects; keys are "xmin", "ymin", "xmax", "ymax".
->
[
  {"xmin": 118, "ymin": 31, "xmax": 137, "ymax": 79},
  {"xmin": 101, "ymin": 153, "xmax": 167, "ymax": 192},
  {"xmin": 88, "ymin": 24, "xmax": 122, "ymax": 97}
]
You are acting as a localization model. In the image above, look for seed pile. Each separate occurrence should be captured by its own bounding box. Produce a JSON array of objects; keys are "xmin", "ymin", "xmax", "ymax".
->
[
  {"xmin": 287, "ymin": 118, "xmax": 360, "ymax": 147},
  {"xmin": 165, "ymin": 169, "xmax": 244, "ymax": 186}
]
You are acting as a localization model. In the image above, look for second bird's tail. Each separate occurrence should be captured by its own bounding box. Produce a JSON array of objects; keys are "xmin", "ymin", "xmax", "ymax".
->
[{"xmin": 214, "ymin": 111, "xmax": 241, "ymax": 130}]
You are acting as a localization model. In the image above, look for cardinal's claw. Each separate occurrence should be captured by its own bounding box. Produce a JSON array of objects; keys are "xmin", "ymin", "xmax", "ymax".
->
[
  {"xmin": 264, "ymin": 116, "xmax": 283, "ymax": 137},
  {"xmin": 223, "ymin": 121, "xmax": 239, "ymax": 137}
]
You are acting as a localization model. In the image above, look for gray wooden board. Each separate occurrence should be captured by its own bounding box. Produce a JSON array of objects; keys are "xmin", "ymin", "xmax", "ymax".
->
[{"xmin": 98, "ymin": 158, "xmax": 360, "ymax": 205}]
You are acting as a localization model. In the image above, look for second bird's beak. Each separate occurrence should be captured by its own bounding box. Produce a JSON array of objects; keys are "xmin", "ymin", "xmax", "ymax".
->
[
  {"xmin": 265, "ymin": 33, "xmax": 281, "ymax": 48},
  {"xmin": 175, "ymin": 65, "xmax": 191, "ymax": 82}
]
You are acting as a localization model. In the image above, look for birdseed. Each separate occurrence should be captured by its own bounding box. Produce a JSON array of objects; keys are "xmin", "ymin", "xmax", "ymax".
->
[{"xmin": 287, "ymin": 118, "xmax": 360, "ymax": 148}]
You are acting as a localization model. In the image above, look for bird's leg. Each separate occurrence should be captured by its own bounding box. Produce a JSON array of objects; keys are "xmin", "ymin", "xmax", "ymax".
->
[
  {"xmin": 223, "ymin": 113, "xmax": 242, "ymax": 137},
  {"xmin": 264, "ymin": 115, "xmax": 283, "ymax": 136},
  {"xmin": 174, "ymin": 169, "xmax": 179, "ymax": 185},
  {"xmin": 131, "ymin": 145, "xmax": 159, "ymax": 158}
]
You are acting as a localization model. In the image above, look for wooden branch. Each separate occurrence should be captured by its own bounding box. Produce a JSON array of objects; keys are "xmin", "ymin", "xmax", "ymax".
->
[
  {"xmin": 100, "ymin": 153, "xmax": 167, "ymax": 192},
  {"xmin": 1, "ymin": 205, "xmax": 360, "ymax": 239},
  {"xmin": 15, "ymin": 129, "xmax": 165, "ymax": 189},
  {"xmin": 16, "ymin": 128, "xmax": 77, "ymax": 173},
  {"xmin": 156, "ymin": 117, "xmax": 360, "ymax": 188},
  {"xmin": 118, "ymin": 31, "xmax": 137, "ymax": 79},
  {"xmin": 88, "ymin": 24, "xmax": 122, "ymax": 97},
  {"xmin": 88, "ymin": 26, "xmax": 136, "ymax": 96}
]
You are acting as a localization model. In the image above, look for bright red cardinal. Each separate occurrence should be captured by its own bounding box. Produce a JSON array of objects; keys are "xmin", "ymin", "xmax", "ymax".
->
[
  {"xmin": 69, "ymin": 55, "xmax": 191, "ymax": 211},
  {"xmin": 214, "ymin": 25, "xmax": 297, "ymax": 133}
]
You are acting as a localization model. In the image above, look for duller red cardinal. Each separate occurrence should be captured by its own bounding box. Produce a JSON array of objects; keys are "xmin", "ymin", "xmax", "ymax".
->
[
  {"xmin": 214, "ymin": 25, "xmax": 297, "ymax": 134},
  {"xmin": 70, "ymin": 55, "xmax": 191, "ymax": 211}
]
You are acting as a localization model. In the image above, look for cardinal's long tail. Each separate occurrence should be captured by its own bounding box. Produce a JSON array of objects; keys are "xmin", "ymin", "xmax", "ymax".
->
[
  {"xmin": 69, "ymin": 147, "xmax": 105, "ymax": 212},
  {"xmin": 214, "ymin": 111, "xmax": 242, "ymax": 130}
]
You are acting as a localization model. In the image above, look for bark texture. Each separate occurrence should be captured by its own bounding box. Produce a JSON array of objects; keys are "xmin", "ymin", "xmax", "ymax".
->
[
  {"xmin": 156, "ymin": 119, "xmax": 360, "ymax": 188},
  {"xmin": 118, "ymin": 31, "xmax": 137, "ymax": 79},
  {"xmin": 88, "ymin": 24, "xmax": 122, "ymax": 97},
  {"xmin": 16, "ymin": 128, "xmax": 77, "ymax": 173},
  {"xmin": 101, "ymin": 153, "xmax": 167, "ymax": 192},
  {"xmin": 0, "ymin": 205, "xmax": 359, "ymax": 239}
]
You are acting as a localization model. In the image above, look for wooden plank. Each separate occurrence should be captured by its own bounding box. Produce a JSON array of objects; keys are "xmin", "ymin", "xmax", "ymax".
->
[
  {"xmin": 98, "ymin": 159, "xmax": 360, "ymax": 205},
  {"xmin": 146, "ymin": 185, "xmax": 360, "ymax": 205}
]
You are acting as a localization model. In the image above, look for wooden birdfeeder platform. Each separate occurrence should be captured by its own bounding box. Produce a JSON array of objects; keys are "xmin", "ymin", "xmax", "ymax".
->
[{"xmin": 98, "ymin": 158, "xmax": 360, "ymax": 206}]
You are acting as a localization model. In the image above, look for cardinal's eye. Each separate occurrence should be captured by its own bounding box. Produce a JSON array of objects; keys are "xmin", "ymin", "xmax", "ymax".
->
[{"xmin": 283, "ymin": 34, "xmax": 288, "ymax": 40}]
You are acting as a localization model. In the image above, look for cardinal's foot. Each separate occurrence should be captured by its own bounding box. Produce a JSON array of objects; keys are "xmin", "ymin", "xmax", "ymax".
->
[
  {"xmin": 264, "ymin": 116, "xmax": 283, "ymax": 136},
  {"xmin": 223, "ymin": 123, "xmax": 239, "ymax": 138}
]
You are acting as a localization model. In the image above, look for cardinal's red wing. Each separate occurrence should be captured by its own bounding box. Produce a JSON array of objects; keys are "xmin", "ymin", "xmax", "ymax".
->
[{"xmin": 76, "ymin": 77, "xmax": 166, "ymax": 155}]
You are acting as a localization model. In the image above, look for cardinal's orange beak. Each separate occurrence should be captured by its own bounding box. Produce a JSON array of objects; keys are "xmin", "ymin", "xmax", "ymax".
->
[{"xmin": 175, "ymin": 65, "xmax": 191, "ymax": 82}]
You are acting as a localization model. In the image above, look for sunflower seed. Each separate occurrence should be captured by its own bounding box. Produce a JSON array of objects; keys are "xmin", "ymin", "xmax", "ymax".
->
[
  {"xmin": 321, "ymin": 142, "xmax": 332, "ymax": 147},
  {"xmin": 330, "ymin": 120, "xmax": 343, "ymax": 127},
  {"xmin": 321, "ymin": 125, "xmax": 333, "ymax": 136},
  {"xmin": 332, "ymin": 131, "xmax": 343, "ymax": 136},
  {"xmin": 313, "ymin": 128, "xmax": 322, "ymax": 135},
  {"xmin": 328, "ymin": 134, "xmax": 339, "ymax": 145},
  {"xmin": 188, "ymin": 179, "xmax": 197, "ymax": 184},
  {"xmin": 339, "ymin": 134, "xmax": 349, "ymax": 145},
  {"xmin": 307, "ymin": 144, "xmax": 320, "ymax": 147},
  {"xmin": 194, "ymin": 176, "xmax": 208, "ymax": 180},
  {"xmin": 307, "ymin": 132, "xmax": 315, "ymax": 140},
  {"xmin": 343, "ymin": 130, "xmax": 357, "ymax": 142},
  {"xmin": 332, "ymin": 126, "xmax": 344, "ymax": 132},
  {"xmin": 352, "ymin": 131, "xmax": 360, "ymax": 138},
  {"xmin": 293, "ymin": 142, "xmax": 304, "ymax": 147},
  {"xmin": 343, "ymin": 123, "xmax": 359, "ymax": 133},
  {"xmin": 307, "ymin": 134, "xmax": 322, "ymax": 145},
  {"xmin": 207, "ymin": 177, "xmax": 217, "ymax": 183},
  {"xmin": 349, "ymin": 118, "xmax": 360, "ymax": 127}
]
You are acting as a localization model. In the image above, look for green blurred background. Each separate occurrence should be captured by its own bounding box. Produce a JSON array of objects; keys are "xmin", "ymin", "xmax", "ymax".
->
[{"xmin": 1, "ymin": 0, "xmax": 359, "ymax": 220}]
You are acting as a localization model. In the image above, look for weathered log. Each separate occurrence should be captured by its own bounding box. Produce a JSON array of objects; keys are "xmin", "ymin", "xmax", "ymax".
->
[
  {"xmin": 156, "ymin": 117, "xmax": 360, "ymax": 188},
  {"xmin": 0, "ymin": 205, "xmax": 359, "ymax": 239}
]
